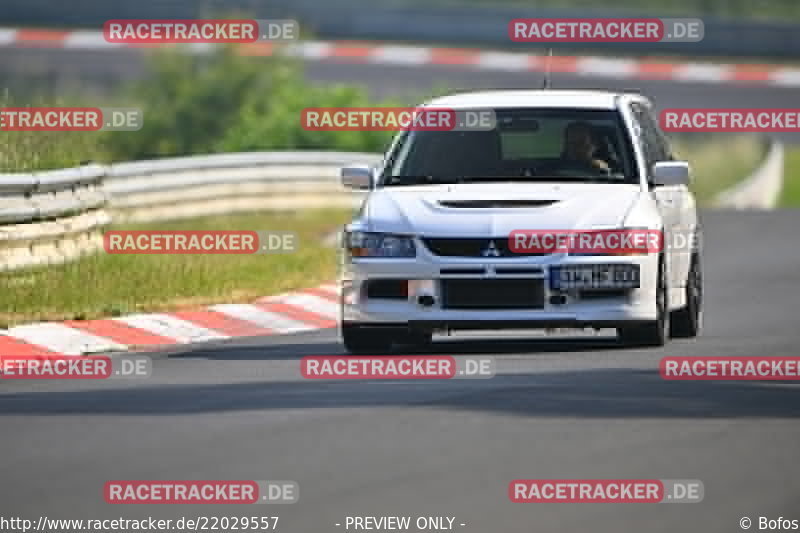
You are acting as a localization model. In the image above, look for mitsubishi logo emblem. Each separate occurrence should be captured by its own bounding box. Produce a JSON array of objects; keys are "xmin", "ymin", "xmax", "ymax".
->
[{"xmin": 481, "ymin": 240, "xmax": 501, "ymax": 258}]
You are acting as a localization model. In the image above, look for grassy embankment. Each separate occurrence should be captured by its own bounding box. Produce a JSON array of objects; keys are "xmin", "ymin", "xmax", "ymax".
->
[
  {"xmin": 778, "ymin": 145, "xmax": 800, "ymax": 207},
  {"xmin": 0, "ymin": 209, "xmax": 352, "ymax": 327}
]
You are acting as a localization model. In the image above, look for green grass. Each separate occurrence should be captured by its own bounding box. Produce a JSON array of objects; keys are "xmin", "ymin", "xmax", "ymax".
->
[
  {"xmin": 0, "ymin": 208, "xmax": 352, "ymax": 327},
  {"xmin": 671, "ymin": 134, "xmax": 766, "ymax": 205},
  {"xmin": 0, "ymin": 91, "xmax": 107, "ymax": 172},
  {"xmin": 778, "ymin": 145, "xmax": 800, "ymax": 207},
  {"xmin": 0, "ymin": 130, "xmax": 103, "ymax": 172}
]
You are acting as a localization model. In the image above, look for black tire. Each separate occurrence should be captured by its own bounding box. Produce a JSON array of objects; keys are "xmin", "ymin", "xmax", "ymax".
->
[
  {"xmin": 670, "ymin": 253, "xmax": 702, "ymax": 338},
  {"xmin": 341, "ymin": 324, "xmax": 393, "ymax": 355},
  {"xmin": 618, "ymin": 257, "xmax": 669, "ymax": 347}
]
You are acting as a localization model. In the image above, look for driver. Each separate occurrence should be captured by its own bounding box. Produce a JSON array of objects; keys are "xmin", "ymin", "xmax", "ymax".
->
[{"xmin": 561, "ymin": 121, "xmax": 610, "ymax": 173}]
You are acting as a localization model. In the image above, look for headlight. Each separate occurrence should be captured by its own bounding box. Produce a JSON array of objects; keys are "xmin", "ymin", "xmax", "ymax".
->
[{"xmin": 345, "ymin": 231, "xmax": 416, "ymax": 258}]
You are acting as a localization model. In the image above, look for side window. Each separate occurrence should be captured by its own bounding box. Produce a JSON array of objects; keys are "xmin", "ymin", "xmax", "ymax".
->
[{"xmin": 631, "ymin": 103, "xmax": 669, "ymax": 173}]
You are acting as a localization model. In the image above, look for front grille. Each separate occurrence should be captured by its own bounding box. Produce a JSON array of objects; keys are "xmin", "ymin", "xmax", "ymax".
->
[
  {"xmin": 422, "ymin": 237, "xmax": 549, "ymax": 258},
  {"xmin": 441, "ymin": 278, "xmax": 545, "ymax": 309}
]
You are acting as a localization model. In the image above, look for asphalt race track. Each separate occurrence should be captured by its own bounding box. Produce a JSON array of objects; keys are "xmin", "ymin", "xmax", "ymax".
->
[{"xmin": 2, "ymin": 209, "xmax": 800, "ymax": 531}]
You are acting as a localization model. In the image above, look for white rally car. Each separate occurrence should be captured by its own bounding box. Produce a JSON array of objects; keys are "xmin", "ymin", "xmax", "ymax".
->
[{"xmin": 339, "ymin": 90, "xmax": 702, "ymax": 353}]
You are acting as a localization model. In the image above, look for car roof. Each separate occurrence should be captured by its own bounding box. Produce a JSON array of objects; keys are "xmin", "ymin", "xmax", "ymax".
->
[{"xmin": 424, "ymin": 90, "xmax": 643, "ymax": 110}]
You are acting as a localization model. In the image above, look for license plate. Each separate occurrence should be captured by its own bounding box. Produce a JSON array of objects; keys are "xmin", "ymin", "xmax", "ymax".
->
[{"xmin": 551, "ymin": 265, "xmax": 639, "ymax": 289}]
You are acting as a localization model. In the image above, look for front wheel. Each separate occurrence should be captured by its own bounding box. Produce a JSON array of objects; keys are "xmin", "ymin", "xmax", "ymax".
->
[
  {"xmin": 618, "ymin": 258, "xmax": 669, "ymax": 347},
  {"xmin": 670, "ymin": 253, "xmax": 702, "ymax": 338}
]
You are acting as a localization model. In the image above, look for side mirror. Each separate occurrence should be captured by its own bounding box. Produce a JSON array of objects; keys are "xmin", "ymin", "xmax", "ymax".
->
[
  {"xmin": 340, "ymin": 164, "xmax": 373, "ymax": 190},
  {"xmin": 653, "ymin": 161, "xmax": 690, "ymax": 187}
]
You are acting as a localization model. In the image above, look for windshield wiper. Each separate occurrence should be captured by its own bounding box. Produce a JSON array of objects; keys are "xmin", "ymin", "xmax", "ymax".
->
[
  {"xmin": 382, "ymin": 175, "xmax": 464, "ymax": 186},
  {"xmin": 383, "ymin": 175, "xmax": 629, "ymax": 186},
  {"xmin": 458, "ymin": 175, "xmax": 625, "ymax": 183}
]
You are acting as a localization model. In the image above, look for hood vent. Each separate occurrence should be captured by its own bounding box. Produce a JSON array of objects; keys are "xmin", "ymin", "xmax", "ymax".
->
[{"xmin": 438, "ymin": 199, "xmax": 558, "ymax": 208}]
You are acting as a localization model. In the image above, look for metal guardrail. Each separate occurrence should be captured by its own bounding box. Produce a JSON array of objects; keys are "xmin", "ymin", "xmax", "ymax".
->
[
  {"xmin": 0, "ymin": 164, "xmax": 110, "ymax": 270},
  {"xmin": 0, "ymin": 164, "xmax": 106, "ymax": 223},
  {"xmin": 0, "ymin": 152, "xmax": 381, "ymax": 271},
  {"xmin": 105, "ymin": 151, "xmax": 380, "ymax": 222}
]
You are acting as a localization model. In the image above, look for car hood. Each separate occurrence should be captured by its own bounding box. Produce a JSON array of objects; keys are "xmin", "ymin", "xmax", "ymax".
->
[{"xmin": 361, "ymin": 182, "xmax": 643, "ymax": 236}]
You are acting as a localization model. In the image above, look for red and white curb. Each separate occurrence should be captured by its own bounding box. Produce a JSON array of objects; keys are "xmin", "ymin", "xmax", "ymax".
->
[
  {"xmin": 0, "ymin": 283, "xmax": 340, "ymax": 356},
  {"xmin": 1, "ymin": 27, "xmax": 800, "ymax": 87}
]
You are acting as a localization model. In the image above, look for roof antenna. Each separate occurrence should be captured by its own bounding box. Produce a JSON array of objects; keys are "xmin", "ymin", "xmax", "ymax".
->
[{"xmin": 542, "ymin": 48, "xmax": 553, "ymax": 90}]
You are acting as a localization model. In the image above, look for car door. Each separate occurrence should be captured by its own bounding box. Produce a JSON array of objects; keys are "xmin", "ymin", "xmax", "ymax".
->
[
  {"xmin": 647, "ymin": 106, "xmax": 696, "ymax": 290},
  {"xmin": 642, "ymin": 104, "xmax": 696, "ymax": 290},
  {"xmin": 630, "ymin": 103, "xmax": 683, "ymax": 289}
]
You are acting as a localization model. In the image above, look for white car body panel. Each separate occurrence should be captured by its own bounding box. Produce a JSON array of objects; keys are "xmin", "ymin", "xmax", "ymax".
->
[{"xmin": 340, "ymin": 90, "xmax": 699, "ymax": 333}]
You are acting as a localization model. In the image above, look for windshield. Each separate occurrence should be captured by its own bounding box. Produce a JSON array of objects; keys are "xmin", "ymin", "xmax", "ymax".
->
[{"xmin": 380, "ymin": 108, "xmax": 638, "ymax": 186}]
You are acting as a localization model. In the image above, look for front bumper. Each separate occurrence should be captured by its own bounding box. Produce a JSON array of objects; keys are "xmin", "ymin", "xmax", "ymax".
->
[{"xmin": 340, "ymin": 253, "xmax": 659, "ymax": 329}]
